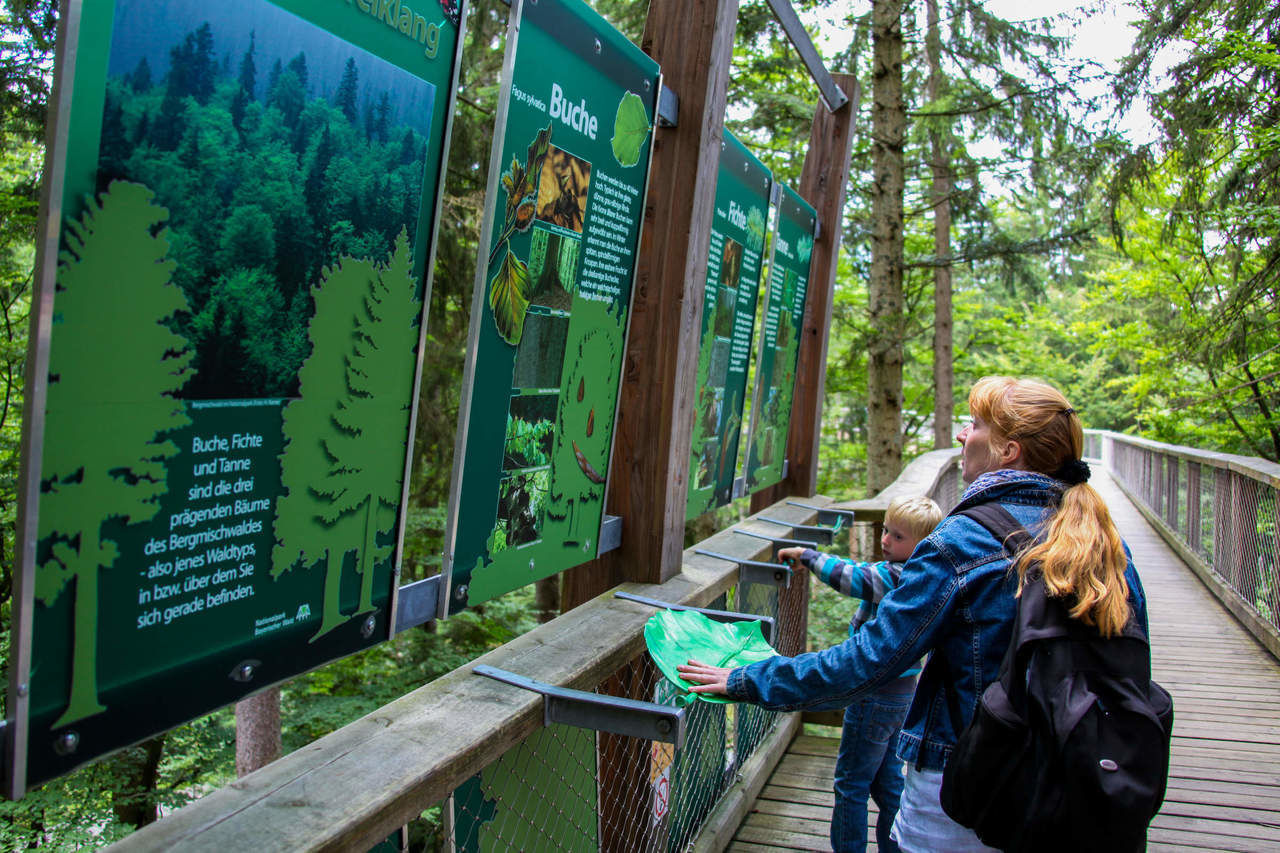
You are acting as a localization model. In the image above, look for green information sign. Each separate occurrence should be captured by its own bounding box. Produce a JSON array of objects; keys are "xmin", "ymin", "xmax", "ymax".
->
[
  {"xmin": 442, "ymin": 0, "xmax": 658, "ymax": 614},
  {"xmin": 686, "ymin": 132, "xmax": 772, "ymax": 519},
  {"xmin": 744, "ymin": 184, "xmax": 815, "ymax": 494},
  {"xmin": 10, "ymin": 0, "xmax": 464, "ymax": 795}
]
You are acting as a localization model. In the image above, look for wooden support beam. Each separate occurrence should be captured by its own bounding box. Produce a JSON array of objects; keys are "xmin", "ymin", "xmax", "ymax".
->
[
  {"xmin": 752, "ymin": 75, "xmax": 858, "ymax": 511},
  {"xmin": 564, "ymin": 0, "xmax": 739, "ymax": 604}
]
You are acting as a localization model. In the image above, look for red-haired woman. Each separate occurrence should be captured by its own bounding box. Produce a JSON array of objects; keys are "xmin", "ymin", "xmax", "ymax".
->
[{"xmin": 679, "ymin": 376, "xmax": 1149, "ymax": 851}]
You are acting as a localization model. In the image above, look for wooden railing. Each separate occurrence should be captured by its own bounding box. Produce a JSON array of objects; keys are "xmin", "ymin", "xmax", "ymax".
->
[
  {"xmin": 104, "ymin": 452, "xmax": 961, "ymax": 852},
  {"xmin": 1092, "ymin": 429, "xmax": 1280, "ymax": 661}
]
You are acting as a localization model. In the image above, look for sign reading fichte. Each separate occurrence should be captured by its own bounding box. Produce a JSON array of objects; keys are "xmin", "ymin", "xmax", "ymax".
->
[
  {"xmin": 10, "ymin": 0, "xmax": 464, "ymax": 795},
  {"xmin": 743, "ymin": 184, "xmax": 816, "ymax": 494},
  {"xmin": 442, "ymin": 0, "xmax": 658, "ymax": 614},
  {"xmin": 686, "ymin": 132, "xmax": 772, "ymax": 519}
]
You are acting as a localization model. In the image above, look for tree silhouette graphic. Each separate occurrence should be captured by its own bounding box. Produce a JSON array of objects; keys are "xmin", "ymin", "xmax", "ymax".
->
[
  {"xmin": 316, "ymin": 232, "xmax": 419, "ymax": 615},
  {"xmin": 274, "ymin": 232, "xmax": 419, "ymax": 639},
  {"xmin": 37, "ymin": 180, "xmax": 193, "ymax": 727}
]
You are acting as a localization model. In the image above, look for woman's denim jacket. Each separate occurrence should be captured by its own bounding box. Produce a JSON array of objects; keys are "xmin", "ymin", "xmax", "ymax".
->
[{"xmin": 726, "ymin": 470, "xmax": 1149, "ymax": 772}]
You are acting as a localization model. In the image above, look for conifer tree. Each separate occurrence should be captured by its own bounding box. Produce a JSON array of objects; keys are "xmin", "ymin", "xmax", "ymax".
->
[
  {"xmin": 37, "ymin": 181, "xmax": 192, "ymax": 726},
  {"xmin": 274, "ymin": 253, "xmax": 371, "ymax": 640},
  {"xmin": 316, "ymin": 232, "xmax": 420, "ymax": 614},
  {"xmin": 335, "ymin": 57, "xmax": 359, "ymax": 124}
]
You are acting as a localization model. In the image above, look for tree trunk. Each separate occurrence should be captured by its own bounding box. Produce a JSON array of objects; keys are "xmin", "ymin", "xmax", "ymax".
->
[
  {"xmin": 235, "ymin": 687, "xmax": 282, "ymax": 777},
  {"xmin": 534, "ymin": 575, "xmax": 560, "ymax": 623},
  {"xmin": 927, "ymin": 0, "xmax": 954, "ymax": 451},
  {"xmin": 867, "ymin": 0, "xmax": 906, "ymax": 495},
  {"xmin": 111, "ymin": 736, "xmax": 165, "ymax": 828}
]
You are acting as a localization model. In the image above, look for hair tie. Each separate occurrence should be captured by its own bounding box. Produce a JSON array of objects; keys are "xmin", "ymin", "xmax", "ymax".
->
[
  {"xmin": 1054, "ymin": 458, "xmax": 1090, "ymax": 485},
  {"xmin": 1060, "ymin": 407, "xmax": 1076, "ymax": 416}
]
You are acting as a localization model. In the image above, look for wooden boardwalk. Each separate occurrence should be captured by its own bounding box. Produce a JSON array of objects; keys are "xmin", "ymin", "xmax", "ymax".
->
[{"xmin": 728, "ymin": 470, "xmax": 1280, "ymax": 852}]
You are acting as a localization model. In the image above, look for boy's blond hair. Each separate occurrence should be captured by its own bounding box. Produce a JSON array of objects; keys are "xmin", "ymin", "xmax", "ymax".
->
[{"xmin": 885, "ymin": 495, "xmax": 943, "ymax": 543}]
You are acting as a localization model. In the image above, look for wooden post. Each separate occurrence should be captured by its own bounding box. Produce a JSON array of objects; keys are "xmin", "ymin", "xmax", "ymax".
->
[
  {"xmin": 562, "ymin": 0, "xmax": 739, "ymax": 608},
  {"xmin": 750, "ymin": 73, "xmax": 859, "ymax": 512},
  {"xmin": 1187, "ymin": 461, "xmax": 1202, "ymax": 557},
  {"xmin": 597, "ymin": 654, "xmax": 665, "ymax": 853},
  {"xmin": 1213, "ymin": 467, "xmax": 1231, "ymax": 579},
  {"xmin": 235, "ymin": 687, "xmax": 281, "ymax": 777},
  {"xmin": 1236, "ymin": 474, "xmax": 1260, "ymax": 607},
  {"xmin": 1166, "ymin": 456, "xmax": 1179, "ymax": 532},
  {"xmin": 1152, "ymin": 455, "xmax": 1165, "ymax": 523}
]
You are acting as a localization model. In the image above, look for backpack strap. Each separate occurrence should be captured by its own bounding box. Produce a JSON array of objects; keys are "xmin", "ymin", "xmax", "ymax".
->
[
  {"xmin": 953, "ymin": 502, "xmax": 1035, "ymax": 559},
  {"xmin": 952, "ymin": 502, "xmax": 1044, "ymax": 707}
]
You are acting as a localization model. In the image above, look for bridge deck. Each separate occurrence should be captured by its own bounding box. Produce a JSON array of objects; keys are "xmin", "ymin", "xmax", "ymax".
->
[{"xmin": 728, "ymin": 471, "xmax": 1280, "ymax": 851}]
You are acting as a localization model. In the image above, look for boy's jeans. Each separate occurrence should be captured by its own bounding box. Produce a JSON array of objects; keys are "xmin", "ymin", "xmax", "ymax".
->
[{"xmin": 832, "ymin": 685, "xmax": 913, "ymax": 853}]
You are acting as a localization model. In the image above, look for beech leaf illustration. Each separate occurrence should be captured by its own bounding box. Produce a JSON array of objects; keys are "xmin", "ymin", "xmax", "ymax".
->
[
  {"xmin": 489, "ymin": 248, "xmax": 530, "ymax": 345},
  {"xmin": 611, "ymin": 91, "xmax": 651, "ymax": 168},
  {"xmin": 525, "ymin": 125, "xmax": 553, "ymax": 191},
  {"xmin": 797, "ymin": 234, "xmax": 814, "ymax": 264}
]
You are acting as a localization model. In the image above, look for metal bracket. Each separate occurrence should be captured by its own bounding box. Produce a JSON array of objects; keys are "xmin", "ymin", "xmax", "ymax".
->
[
  {"xmin": 735, "ymin": 528, "xmax": 812, "ymax": 563},
  {"xmin": 613, "ymin": 590, "xmax": 776, "ymax": 644},
  {"xmin": 757, "ymin": 516, "xmax": 838, "ymax": 545},
  {"xmin": 770, "ymin": 181, "xmax": 783, "ymax": 206},
  {"xmin": 694, "ymin": 548, "xmax": 793, "ymax": 590},
  {"xmin": 731, "ymin": 476, "xmax": 747, "ymax": 500},
  {"xmin": 781, "ymin": 458, "xmax": 790, "ymax": 480},
  {"xmin": 656, "ymin": 85, "xmax": 678, "ymax": 128},
  {"xmin": 394, "ymin": 574, "xmax": 442, "ymax": 634},
  {"xmin": 813, "ymin": 219, "xmax": 821, "ymax": 243},
  {"xmin": 765, "ymin": 0, "xmax": 849, "ymax": 112},
  {"xmin": 787, "ymin": 500, "xmax": 857, "ymax": 528},
  {"xmin": 598, "ymin": 514, "xmax": 623, "ymax": 555},
  {"xmin": 473, "ymin": 665, "xmax": 687, "ymax": 747}
]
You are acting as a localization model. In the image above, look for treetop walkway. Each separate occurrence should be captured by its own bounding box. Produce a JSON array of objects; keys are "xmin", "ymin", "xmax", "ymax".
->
[
  {"xmin": 732, "ymin": 466, "xmax": 1280, "ymax": 852},
  {"xmin": 107, "ymin": 430, "xmax": 1280, "ymax": 852}
]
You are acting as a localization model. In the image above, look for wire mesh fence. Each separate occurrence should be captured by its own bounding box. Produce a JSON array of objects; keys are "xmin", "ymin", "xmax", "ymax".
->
[
  {"xmin": 1107, "ymin": 434, "xmax": 1280, "ymax": 634},
  {"xmin": 448, "ymin": 568, "xmax": 804, "ymax": 852}
]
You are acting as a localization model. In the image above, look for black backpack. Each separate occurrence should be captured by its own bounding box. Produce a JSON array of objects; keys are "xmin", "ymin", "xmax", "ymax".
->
[{"xmin": 939, "ymin": 503, "xmax": 1174, "ymax": 853}]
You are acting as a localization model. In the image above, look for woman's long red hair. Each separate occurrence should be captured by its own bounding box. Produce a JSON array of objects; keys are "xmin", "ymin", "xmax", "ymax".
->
[{"xmin": 969, "ymin": 376, "xmax": 1131, "ymax": 636}]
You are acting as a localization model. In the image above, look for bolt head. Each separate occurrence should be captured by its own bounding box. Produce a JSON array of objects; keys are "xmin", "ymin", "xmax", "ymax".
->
[
  {"xmin": 655, "ymin": 718, "xmax": 672, "ymax": 735},
  {"xmin": 55, "ymin": 731, "xmax": 79, "ymax": 755},
  {"xmin": 239, "ymin": 664, "xmax": 254, "ymax": 681},
  {"xmin": 361, "ymin": 615, "xmax": 377, "ymax": 638}
]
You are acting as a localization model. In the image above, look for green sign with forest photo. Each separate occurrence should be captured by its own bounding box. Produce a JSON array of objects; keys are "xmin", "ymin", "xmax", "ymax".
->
[
  {"xmin": 744, "ymin": 184, "xmax": 815, "ymax": 493},
  {"xmin": 685, "ymin": 132, "xmax": 771, "ymax": 520},
  {"xmin": 13, "ymin": 0, "xmax": 462, "ymax": 791},
  {"xmin": 443, "ymin": 0, "xmax": 658, "ymax": 614}
]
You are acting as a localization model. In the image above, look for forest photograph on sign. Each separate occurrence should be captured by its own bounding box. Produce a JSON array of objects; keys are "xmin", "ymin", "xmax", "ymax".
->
[
  {"xmin": 12, "ymin": 0, "xmax": 462, "ymax": 792},
  {"xmin": 744, "ymin": 184, "xmax": 815, "ymax": 493},
  {"xmin": 686, "ymin": 131, "xmax": 771, "ymax": 519},
  {"xmin": 444, "ymin": 0, "xmax": 658, "ymax": 615}
]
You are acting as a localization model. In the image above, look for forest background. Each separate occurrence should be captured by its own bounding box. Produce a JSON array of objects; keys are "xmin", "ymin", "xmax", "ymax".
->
[{"xmin": 0, "ymin": 0, "xmax": 1276, "ymax": 847}]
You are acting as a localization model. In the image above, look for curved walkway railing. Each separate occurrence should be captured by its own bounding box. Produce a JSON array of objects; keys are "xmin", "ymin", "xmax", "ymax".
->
[{"xmin": 1091, "ymin": 429, "xmax": 1280, "ymax": 661}]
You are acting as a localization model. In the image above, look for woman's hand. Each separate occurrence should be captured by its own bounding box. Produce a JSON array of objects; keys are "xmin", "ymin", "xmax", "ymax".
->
[
  {"xmin": 777, "ymin": 546, "xmax": 805, "ymax": 566},
  {"xmin": 677, "ymin": 660, "xmax": 732, "ymax": 695}
]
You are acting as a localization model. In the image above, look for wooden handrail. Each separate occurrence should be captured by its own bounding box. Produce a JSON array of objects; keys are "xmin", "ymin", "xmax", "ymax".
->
[
  {"xmin": 829, "ymin": 447, "xmax": 962, "ymax": 519},
  {"xmin": 104, "ymin": 499, "xmax": 824, "ymax": 852},
  {"xmin": 1090, "ymin": 428, "xmax": 1280, "ymax": 489}
]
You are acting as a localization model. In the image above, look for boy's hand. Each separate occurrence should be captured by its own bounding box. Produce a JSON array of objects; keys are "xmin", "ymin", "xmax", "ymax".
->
[
  {"xmin": 777, "ymin": 546, "xmax": 805, "ymax": 566},
  {"xmin": 677, "ymin": 660, "xmax": 732, "ymax": 695}
]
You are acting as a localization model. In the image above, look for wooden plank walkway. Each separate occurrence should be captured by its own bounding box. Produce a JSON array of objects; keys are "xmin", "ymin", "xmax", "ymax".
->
[{"xmin": 728, "ymin": 470, "xmax": 1280, "ymax": 852}]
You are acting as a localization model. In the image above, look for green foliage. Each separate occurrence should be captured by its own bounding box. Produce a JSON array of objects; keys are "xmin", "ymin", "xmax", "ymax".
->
[
  {"xmin": 487, "ymin": 247, "xmax": 531, "ymax": 344},
  {"xmin": 610, "ymin": 90, "xmax": 650, "ymax": 167},
  {"xmin": 98, "ymin": 24, "xmax": 431, "ymax": 398}
]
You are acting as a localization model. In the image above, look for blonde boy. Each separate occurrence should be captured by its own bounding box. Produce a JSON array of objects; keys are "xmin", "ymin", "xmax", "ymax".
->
[{"xmin": 779, "ymin": 494, "xmax": 943, "ymax": 853}]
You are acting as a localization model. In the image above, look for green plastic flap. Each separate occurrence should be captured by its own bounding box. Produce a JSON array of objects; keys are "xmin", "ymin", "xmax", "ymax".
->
[{"xmin": 644, "ymin": 608, "xmax": 778, "ymax": 705}]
